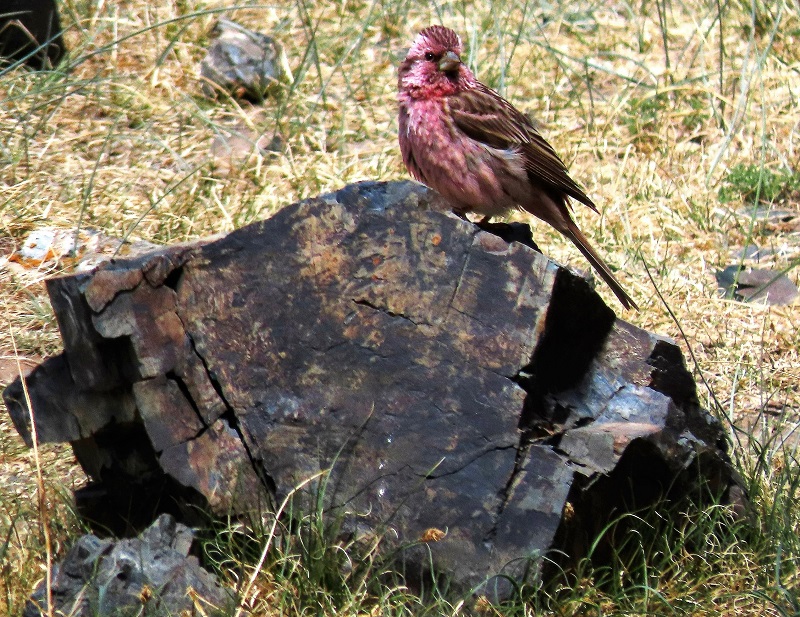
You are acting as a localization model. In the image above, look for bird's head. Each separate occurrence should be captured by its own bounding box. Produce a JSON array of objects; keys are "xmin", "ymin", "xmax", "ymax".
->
[{"xmin": 399, "ymin": 26, "xmax": 473, "ymax": 97}]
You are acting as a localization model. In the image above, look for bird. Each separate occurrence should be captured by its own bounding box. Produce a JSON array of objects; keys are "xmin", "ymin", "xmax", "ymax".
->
[{"xmin": 397, "ymin": 25, "xmax": 638, "ymax": 310}]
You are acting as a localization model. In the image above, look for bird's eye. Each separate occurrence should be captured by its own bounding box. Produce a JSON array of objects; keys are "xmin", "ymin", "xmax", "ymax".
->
[{"xmin": 424, "ymin": 52, "xmax": 435, "ymax": 61}]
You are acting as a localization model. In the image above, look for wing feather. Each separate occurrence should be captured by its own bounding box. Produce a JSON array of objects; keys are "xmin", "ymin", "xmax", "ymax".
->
[{"xmin": 446, "ymin": 84, "xmax": 597, "ymax": 211}]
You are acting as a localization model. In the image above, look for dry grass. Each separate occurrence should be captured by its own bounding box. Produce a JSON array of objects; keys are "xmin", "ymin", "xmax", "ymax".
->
[{"xmin": 1, "ymin": 0, "xmax": 799, "ymax": 614}]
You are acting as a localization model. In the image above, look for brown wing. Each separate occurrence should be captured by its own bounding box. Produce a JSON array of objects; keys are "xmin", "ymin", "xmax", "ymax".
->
[{"xmin": 446, "ymin": 84, "xmax": 597, "ymax": 211}]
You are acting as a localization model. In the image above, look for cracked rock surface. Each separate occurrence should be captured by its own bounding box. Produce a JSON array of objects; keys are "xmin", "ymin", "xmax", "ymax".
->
[{"xmin": 4, "ymin": 180, "xmax": 740, "ymax": 598}]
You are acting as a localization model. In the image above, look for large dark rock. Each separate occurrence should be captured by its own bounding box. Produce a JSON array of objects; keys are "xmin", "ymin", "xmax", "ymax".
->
[
  {"xmin": 0, "ymin": 0, "xmax": 66, "ymax": 70},
  {"xmin": 4, "ymin": 181, "xmax": 741, "ymax": 598}
]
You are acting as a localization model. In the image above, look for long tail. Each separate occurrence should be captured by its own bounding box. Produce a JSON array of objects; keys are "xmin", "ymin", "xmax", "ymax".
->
[{"xmin": 562, "ymin": 222, "xmax": 638, "ymax": 311}]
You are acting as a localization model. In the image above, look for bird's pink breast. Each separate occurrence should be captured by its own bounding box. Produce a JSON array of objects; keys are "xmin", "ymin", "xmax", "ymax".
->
[{"xmin": 399, "ymin": 95, "xmax": 523, "ymax": 217}]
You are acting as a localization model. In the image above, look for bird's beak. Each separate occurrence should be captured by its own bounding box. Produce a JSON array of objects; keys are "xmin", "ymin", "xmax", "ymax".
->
[{"xmin": 438, "ymin": 50, "xmax": 461, "ymax": 73}]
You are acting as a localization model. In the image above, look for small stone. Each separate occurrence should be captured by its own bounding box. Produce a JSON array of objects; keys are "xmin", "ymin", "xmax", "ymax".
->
[
  {"xmin": 210, "ymin": 122, "xmax": 283, "ymax": 170},
  {"xmin": 716, "ymin": 265, "xmax": 799, "ymax": 305},
  {"xmin": 200, "ymin": 19, "xmax": 291, "ymax": 101},
  {"xmin": 24, "ymin": 514, "xmax": 231, "ymax": 617}
]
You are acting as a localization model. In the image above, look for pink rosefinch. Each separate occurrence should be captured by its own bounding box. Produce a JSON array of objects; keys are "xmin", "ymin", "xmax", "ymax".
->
[{"xmin": 398, "ymin": 25, "xmax": 638, "ymax": 310}]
